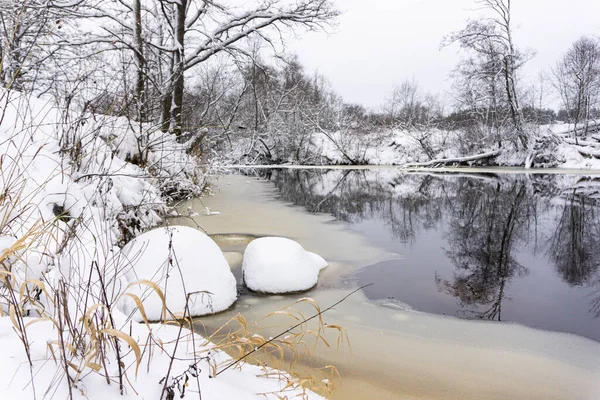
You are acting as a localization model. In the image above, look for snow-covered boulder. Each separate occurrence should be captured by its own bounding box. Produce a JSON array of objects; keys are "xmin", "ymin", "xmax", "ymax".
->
[
  {"xmin": 306, "ymin": 251, "xmax": 328, "ymax": 270},
  {"xmin": 120, "ymin": 226, "xmax": 237, "ymax": 321},
  {"xmin": 242, "ymin": 237, "xmax": 328, "ymax": 294}
]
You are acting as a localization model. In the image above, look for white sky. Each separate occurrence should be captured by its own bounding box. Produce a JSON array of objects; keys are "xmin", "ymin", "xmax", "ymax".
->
[{"xmin": 287, "ymin": 0, "xmax": 600, "ymax": 111}]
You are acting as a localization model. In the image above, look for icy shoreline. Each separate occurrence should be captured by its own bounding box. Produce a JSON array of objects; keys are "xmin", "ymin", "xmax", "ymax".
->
[{"xmin": 216, "ymin": 164, "xmax": 600, "ymax": 174}]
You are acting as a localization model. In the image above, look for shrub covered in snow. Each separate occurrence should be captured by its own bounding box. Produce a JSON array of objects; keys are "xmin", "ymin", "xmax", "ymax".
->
[
  {"xmin": 120, "ymin": 226, "xmax": 237, "ymax": 320},
  {"xmin": 84, "ymin": 114, "xmax": 207, "ymax": 201},
  {"xmin": 242, "ymin": 237, "xmax": 327, "ymax": 293}
]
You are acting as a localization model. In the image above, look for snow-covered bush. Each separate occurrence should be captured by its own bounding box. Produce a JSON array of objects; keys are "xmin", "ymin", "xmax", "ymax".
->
[{"xmin": 78, "ymin": 114, "xmax": 207, "ymax": 202}]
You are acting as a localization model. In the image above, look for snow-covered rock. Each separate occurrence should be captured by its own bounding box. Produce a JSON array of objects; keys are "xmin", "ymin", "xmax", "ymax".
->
[
  {"xmin": 307, "ymin": 251, "xmax": 328, "ymax": 270},
  {"xmin": 242, "ymin": 237, "xmax": 327, "ymax": 294},
  {"xmin": 121, "ymin": 226, "xmax": 237, "ymax": 320}
]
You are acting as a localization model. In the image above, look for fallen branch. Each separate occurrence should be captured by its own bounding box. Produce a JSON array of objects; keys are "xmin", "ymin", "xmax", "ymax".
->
[{"xmin": 403, "ymin": 149, "xmax": 501, "ymax": 168}]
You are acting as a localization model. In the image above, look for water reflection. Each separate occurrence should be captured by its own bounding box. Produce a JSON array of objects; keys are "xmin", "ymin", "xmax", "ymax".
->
[
  {"xmin": 259, "ymin": 168, "xmax": 600, "ymax": 340},
  {"xmin": 436, "ymin": 181, "xmax": 531, "ymax": 321},
  {"xmin": 549, "ymin": 190, "xmax": 600, "ymax": 286}
]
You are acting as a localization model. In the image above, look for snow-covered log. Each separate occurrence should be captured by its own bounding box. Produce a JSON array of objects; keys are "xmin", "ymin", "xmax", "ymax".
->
[
  {"xmin": 575, "ymin": 146, "xmax": 600, "ymax": 159},
  {"xmin": 561, "ymin": 120, "xmax": 600, "ymax": 137},
  {"xmin": 403, "ymin": 149, "xmax": 501, "ymax": 167},
  {"xmin": 563, "ymin": 138, "xmax": 600, "ymax": 147}
]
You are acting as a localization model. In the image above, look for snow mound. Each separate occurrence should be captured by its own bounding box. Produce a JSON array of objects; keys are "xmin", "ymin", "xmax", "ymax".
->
[
  {"xmin": 121, "ymin": 226, "xmax": 237, "ymax": 320},
  {"xmin": 242, "ymin": 237, "xmax": 327, "ymax": 293},
  {"xmin": 307, "ymin": 251, "xmax": 328, "ymax": 270}
]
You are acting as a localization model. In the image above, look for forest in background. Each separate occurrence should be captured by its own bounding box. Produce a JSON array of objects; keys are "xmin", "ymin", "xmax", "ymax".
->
[{"xmin": 2, "ymin": 0, "xmax": 600, "ymax": 166}]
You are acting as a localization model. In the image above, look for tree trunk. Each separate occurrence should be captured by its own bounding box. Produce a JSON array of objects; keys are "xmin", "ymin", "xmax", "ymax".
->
[
  {"xmin": 503, "ymin": 1, "xmax": 528, "ymax": 149},
  {"xmin": 504, "ymin": 55, "xmax": 528, "ymax": 149},
  {"xmin": 160, "ymin": 55, "xmax": 174, "ymax": 133},
  {"xmin": 171, "ymin": 0, "xmax": 187, "ymax": 136},
  {"xmin": 133, "ymin": 0, "xmax": 146, "ymax": 121}
]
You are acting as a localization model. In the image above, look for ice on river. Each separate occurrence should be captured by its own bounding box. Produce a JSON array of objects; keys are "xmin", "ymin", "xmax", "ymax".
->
[{"xmin": 178, "ymin": 175, "xmax": 600, "ymax": 400}]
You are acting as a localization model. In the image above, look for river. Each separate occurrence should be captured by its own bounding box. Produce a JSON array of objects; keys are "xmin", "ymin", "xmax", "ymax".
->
[{"xmin": 171, "ymin": 167, "xmax": 600, "ymax": 400}]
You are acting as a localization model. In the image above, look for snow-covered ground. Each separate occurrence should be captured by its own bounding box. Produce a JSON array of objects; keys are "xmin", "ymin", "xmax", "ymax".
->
[
  {"xmin": 0, "ymin": 316, "xmax": 322, "ymax": 400},
  {"xmin": 0, "ymin": 90, "xmax": 324, "ymax": 399}
]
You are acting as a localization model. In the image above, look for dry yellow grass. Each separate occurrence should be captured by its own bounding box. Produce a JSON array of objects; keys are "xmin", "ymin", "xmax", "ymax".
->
[{"xmin": 194, "ymin": 296, "xmax": 352, "ymax": 399}]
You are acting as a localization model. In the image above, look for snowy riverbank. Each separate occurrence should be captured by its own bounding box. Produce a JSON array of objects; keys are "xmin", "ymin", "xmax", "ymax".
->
[
  {"xmin": 211, "ymin": 123, "xmax": 600, "ymax": 170},
  {"xmin": 0, "ymin": 90, "xmax": 324, "ymax": 399}
]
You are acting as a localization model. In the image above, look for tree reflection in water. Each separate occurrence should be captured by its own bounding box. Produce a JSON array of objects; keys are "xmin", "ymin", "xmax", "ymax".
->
[
  {"xmin": 435, "ymin": 181, "xmax": 532, "ymax": 321},
  {"xmin": 549, "ymin": 189, "xmax": 600, "ymax": 286},
  {"xmin": 260, "ymin": 168, "xmax": 600, "ymax": 326}
]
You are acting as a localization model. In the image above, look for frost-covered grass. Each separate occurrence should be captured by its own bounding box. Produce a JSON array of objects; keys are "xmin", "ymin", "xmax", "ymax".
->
[{"xmin": 0, "ymin": 90, "xmax": 330, "ymax": 399}]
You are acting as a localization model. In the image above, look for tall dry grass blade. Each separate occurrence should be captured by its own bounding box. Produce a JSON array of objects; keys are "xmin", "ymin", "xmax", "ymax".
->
[
  {"xmin": 125, "ymin": 279, "xmax": 169, "ymax": 320},
  {"xmin": 101, "ymin": 328, "xmax": 142, "ymax": 376}
]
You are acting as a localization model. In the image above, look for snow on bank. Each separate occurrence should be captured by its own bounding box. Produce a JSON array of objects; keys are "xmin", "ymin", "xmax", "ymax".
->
[
  {"xmin": 87, "ymin": 115, "xmax": 206, "ymax": 200},
  {"xmin": 242, "ymin": 237, "xmax": 327, "ymax": 293},
  {"xmin": 0, "ymin": 90, "xmax": 323, "ymax": 399},
  {"xmin": 0, "ymin": 315, "xmax": 323, "ymax": 400},
  {"xmin": 121, "ymin": 226, "xmax": 237, "ymax": 321},
  {"xmin": 213, "ymin": 123, "xmax": 600, "ymax": 170}
]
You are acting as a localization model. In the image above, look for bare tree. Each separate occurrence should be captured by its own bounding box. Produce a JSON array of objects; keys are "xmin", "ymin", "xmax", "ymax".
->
[
  {"xmin": 444, "ymin": 0, "xmax": 529, "ymax": 149},
  {"xmin": 552, "ymin": 36, "xmax": 600, "ymax": 139},
  {"xmin": 157, "ymin": 0, "xmax": 339, "ymax": 136},
  {"xmin": 384, "ymin": 78, "xmax": 445, "ymax": 159},
  {"xmin": 386, "ymin": 78, "xmax": 421, "ymax": 126}
]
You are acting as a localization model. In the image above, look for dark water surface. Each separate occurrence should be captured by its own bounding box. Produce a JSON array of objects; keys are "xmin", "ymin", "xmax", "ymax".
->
[{"xmin": 256, "ymin": 168, "xmax": 600, "ymax": 342}]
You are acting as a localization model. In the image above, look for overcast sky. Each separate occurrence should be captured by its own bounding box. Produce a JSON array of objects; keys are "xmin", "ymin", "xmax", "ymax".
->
[{"xmin": 287, "ymin": 0, "xmax": 600, "ymax": 111}]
